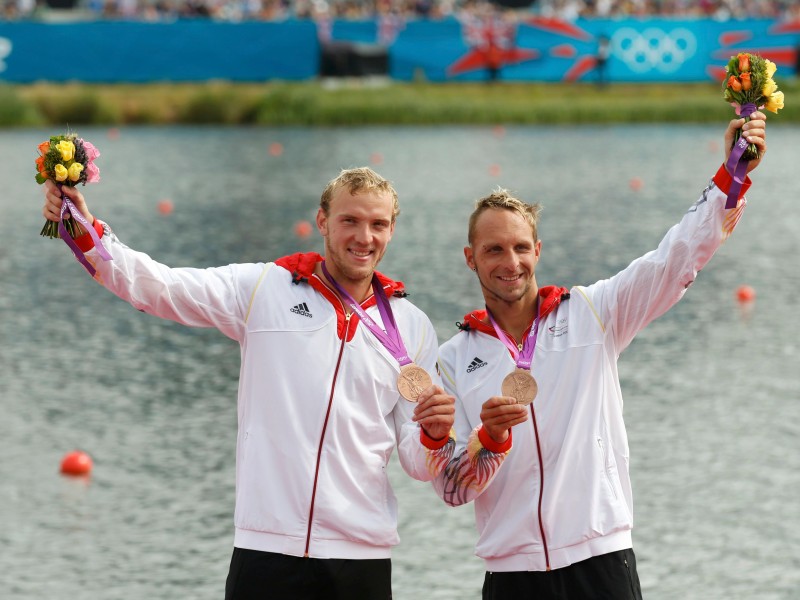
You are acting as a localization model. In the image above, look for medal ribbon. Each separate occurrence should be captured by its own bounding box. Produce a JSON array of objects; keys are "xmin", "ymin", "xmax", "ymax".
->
[
  {"xmin": 320, "ymin": 261, "xmax": 412, "ymax": 366},
  {"xmin": 723, "ymin": 102, "xmax": 757, "ymax": 210},
  {"xmin": 486, "ymin": 303, "xmax": 541, "ymax": 370},
  {"xmin": 58, "ymin": 186, "xmax": 112, "ymax": 277}
]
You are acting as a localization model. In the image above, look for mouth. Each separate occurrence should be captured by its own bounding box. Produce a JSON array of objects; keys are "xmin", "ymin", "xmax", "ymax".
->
[
  {"xmin": 349, "ymin": 248, "xmax": 374, "ymax": 260},
  {"xmin": 498, "ymin": 274, "xmax": 523, "ymax": 283}
]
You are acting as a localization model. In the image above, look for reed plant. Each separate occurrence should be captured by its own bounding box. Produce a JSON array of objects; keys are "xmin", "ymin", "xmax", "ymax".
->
[{"xmin": 4, "ymin": 80, "xmax": 799, "ymax": 127}]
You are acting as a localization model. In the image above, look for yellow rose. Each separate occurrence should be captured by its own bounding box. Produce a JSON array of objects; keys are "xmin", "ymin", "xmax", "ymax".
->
[
  {"xmin": 765, "ymin": 59, "xmax": 777, "ymax": 79},
  {"xmin": 68, "ymin": 162, "xmax": 84, "ymax": 182},
  {"xmin": 762, "ymin": 78, "xmax": 777, "ymax": 97},
  {"xmin": 765, "ymin": 91, "xmax": 784, "ymax": 114},
  {"xmin": 56, "ymin": 140, "xmax": 75, "ymax": 162},
  {"xmin": 54, "ymin": 163, "xmax": 69, "ymax": 182}
]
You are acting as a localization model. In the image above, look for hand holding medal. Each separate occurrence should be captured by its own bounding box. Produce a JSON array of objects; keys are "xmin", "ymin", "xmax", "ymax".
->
[
  {"xmin": 320, "ymin": 261, "xmax": 432, "ymax": 402},
  {"xmin": 488, "ymin": 306, "xmax": 541, "ymax": 406}
]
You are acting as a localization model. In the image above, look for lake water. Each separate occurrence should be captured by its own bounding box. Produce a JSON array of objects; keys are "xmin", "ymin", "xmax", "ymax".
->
[{"xmin": 1, "ymin": 124, "xmax": 798, "ymax": 600}]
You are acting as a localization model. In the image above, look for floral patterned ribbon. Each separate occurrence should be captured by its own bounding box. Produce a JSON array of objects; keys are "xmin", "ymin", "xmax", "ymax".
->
[
  {"xmin": 723, "ymin": 102, "xmax": 757, "ymax": 209},
  {"xmin": 57, "ymin": 186, "xmax": 112, "ymax": 277}
]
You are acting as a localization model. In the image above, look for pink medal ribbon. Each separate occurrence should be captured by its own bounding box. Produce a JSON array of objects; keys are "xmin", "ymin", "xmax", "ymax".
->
[
  {"xmin": 486, "ymin": 304, "xmax": 541, "ymax": 370},
  {"xmin": 58, "ymin": 185, "xmax": 112, "ymax": 277},
  {"xmin": 321, "ymin": 260, "xmax": 410, "ymax": 364},
  {"xmin": 320, "ymin": 261, "xmax": 432, "ymax": 401},
  {"xmin": 487, "ymin": 304, "xmax": 542, "ymax": 405},
  {"xmin": 723, "ymin": 102, "xmax": 757, "ymax": 210}
]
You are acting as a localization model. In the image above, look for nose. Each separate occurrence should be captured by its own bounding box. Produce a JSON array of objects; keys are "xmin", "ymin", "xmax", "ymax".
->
[
  {"xmin": 353, "ymin": 223, "xmax": 372, "ymax": 245},
  {"xmin": 501, "ymin": 249, "xmax": 520, "ymax": 271}
]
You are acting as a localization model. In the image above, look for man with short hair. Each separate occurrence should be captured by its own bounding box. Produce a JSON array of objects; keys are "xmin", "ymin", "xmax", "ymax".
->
[
  {"xmin": 431, "ymin": 113, "xmax": 767, "ymax": 598},
  {"xmin": 41, "ymin": 166, "xmax": 456, "ymax": 600}
]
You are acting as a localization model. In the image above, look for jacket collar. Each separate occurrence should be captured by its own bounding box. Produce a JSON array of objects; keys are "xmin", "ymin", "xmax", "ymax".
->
[{"xmin": 458, "ymin": 285, "xmax": 570, "ymax": 337}]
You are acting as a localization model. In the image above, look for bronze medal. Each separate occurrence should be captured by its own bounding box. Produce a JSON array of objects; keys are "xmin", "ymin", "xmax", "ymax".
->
[
  {"xmin": 501, "ymin": 368, "xmax": 538, "ymax": 405},
  {"xmin": 397, "ymin": 363, "xmax": 433, "ymax": 402}
]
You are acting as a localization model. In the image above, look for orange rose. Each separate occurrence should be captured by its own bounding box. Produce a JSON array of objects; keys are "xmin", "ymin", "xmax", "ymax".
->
[
  {"xmin": 35, "ymin": 155, "xmax": 47, "ymax": 174},
  {"xmin": 737, "ymin": 53, "xmax": 750, "ymax": 72},
  {"xmin": 727, "ymin": 75, "xmax": 742, "ymax": 92},
  {"xmin": 739, "ymin": 71, "xmax": 752, "ymax": 91},
  {"xmin": 38, "ymin": 141, "xmax": 51, "ymax": 156}
]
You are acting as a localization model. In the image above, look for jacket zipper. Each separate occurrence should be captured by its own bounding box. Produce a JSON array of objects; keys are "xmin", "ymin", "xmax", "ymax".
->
[
  {"xmin": 304, "ymin": 310, "xmax": 352, "ymax": 557},
  {"xmin": 530, "ymin": 405, "xmax": 551, "ymax": 570}
]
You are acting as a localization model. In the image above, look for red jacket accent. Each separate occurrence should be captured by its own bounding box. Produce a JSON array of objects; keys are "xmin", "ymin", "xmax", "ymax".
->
[
  {"xmin": 460, "ymin": 285, "xmax": 571, "ymax": 343},
  {"xmin": 274, "ymin": 252, "xmax": 406, "ymax": 342},
  {"xmin": 713, "ymin": 162, "xmax": 751, "ymax": 200}
]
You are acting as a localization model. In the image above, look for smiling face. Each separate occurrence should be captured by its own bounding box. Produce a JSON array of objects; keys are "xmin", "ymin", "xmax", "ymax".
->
[
  {"xmin": 316, "ymin": 186, "xmax": 395, "ymax": 300},
  {"xmin": 465, "ymin": 207, "xmax": 541, "ymax": 307}
]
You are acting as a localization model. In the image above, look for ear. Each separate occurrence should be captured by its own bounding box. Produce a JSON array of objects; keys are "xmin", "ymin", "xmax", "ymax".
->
[
  {"xmin": 316, "ymin": 208, "xmax": 327, "ymax": 236},
  {"xmin": 534, "ymin": 240, "xmax": 542, "ymax": 260},
  {"xmin": 464, "ymin": 246, "xmax": 475, "ymax": 271}
]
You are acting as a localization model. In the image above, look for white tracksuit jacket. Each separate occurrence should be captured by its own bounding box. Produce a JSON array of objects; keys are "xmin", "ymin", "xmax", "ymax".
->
[
  {"xmin": 71, "ymin": 237, "xmax": 452, "ymax": 560},
  {"xmin": 434, "ymin": 166, "xmax": 750, "ymax": 572}
]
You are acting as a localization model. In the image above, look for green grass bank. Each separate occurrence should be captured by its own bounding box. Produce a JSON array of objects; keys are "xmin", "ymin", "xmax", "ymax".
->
[{"xmin": 1, "ymin": 80, "xmax": 797, "ymax": 127}]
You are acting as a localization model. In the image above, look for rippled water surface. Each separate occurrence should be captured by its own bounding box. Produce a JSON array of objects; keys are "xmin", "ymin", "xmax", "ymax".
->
[{"xmin": 1, "ymin": 124, "xmax": 798, "ymax": 600}]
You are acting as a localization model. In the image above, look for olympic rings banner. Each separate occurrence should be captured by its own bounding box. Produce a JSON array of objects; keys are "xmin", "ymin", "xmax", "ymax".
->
[{"xmin": 0, "ymin": 17, "xmax": 797, "ymax": 83}]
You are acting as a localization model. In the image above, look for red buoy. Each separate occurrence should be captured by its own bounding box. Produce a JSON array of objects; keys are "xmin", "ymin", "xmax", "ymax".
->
[
  {"xmin": 736, "ymin": 285, "xmax": 755, "ymax": 303},
  {"xmin": 294, "ymin": 220, "xmax": 313, "ymax": 239},
  {"xmin": 157, "ymin": 199, "xmax": 174, "ymax": 215},
  {"xmin": 60, "ymin": 450, "xmax": 93, "ymax": 476}
]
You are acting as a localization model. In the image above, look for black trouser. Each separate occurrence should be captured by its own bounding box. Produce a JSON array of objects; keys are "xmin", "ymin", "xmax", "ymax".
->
[
  {"xmin": 225, "ymin": 547, "xmax": 392, "ymax": 600},
  {"xmin": 483, "ymin": 548, "xmax": 643, "ymax": 600}
]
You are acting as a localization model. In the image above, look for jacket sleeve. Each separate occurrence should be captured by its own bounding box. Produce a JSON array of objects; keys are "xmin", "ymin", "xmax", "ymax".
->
[
  {"xmin": 582, "ymin": 165, "xmax": 750, "ymax": 354},
  {"xmin": 427, "ymin": 337, "xmax": 511, "ymax": 507},
  {"xmin": 393, "ymin": 310, "xmax": 458, "ymax": 482},
  {"xmin": 78, "ymin": 223, "xmax": 266, "ymax": 343}
]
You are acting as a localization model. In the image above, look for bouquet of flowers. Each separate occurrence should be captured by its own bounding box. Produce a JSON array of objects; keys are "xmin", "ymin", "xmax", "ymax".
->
[
  {"xmin": 35, "ymin": 133, "xmax": 101, "ymax": 239},
  {"xmin": 722, "ymin": 53, "xmax": 784, "ymax": 161}
]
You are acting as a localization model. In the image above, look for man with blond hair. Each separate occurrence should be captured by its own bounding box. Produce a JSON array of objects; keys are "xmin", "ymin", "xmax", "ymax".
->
[
  {"xmin": 431, "ymin": 114, "xmax": 767, "ymax": 598},
  {"xmin": 41, "ymin": 166, "xmax": 455, "ymax": 599}
]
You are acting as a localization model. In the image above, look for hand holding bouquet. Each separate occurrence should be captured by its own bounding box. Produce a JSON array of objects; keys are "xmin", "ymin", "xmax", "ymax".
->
[
  {"xmin": 35, "ymin": 133, "xmax": 101, "ymax": 238},
  {"xmin": 722, "ymin": 53, "xmax": 784, "ymax": 208},
  {"xmin": 35, "ymin": 133, "xmax": 110, "ymax": 276}
]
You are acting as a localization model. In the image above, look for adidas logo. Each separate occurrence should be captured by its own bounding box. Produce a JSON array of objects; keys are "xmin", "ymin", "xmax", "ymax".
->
[
  {"xmin": 290, "ymin": 302, "xmax": 313, "ymax": 318},
  {"xmin": 466, "ymin": 356, "xmax": 488, "ymax": 373}
]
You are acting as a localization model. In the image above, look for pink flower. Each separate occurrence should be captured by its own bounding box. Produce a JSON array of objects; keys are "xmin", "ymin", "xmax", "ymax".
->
[
  {"xmin": 85, "ymin": 162, "xmax": 101, "ymax": 183},
  {"xmin": 81, "ymin": 140, "xmax": 101, "ymax": 162}
]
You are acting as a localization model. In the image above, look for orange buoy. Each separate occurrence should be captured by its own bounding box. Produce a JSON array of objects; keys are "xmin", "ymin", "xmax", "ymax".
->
[
  {"xmin": 370, "ymin": 152, "xmax": 383, "ymax": 165},
  {"xmin": 60, "ymin": 450, "xmax": 93, "ymax": 476},
  {"xmin": 107, "ymin": 128, "xmax": 120, "ymax": 141},
  {"xmin": 736, "ymin": 285, "xmax": 755, "ymax": 303},
  {"xmin": 157, "ymin": 199, "xmax": 174, "ymax": 215},
  {"xmin": 269, "ymin": 142, "xmax": 283, "ymax": 157},
  {"xmin": 492, "ymin": 125, "xmax": 506, "ymax": 138},
  {"xmin": 294, "ymin": 220, "xmax": 313, "ymax": 239},
  {"xmin": 629, "ymin": 177, "xmax": 643, "ymax": 191},
  {"xmin": 488, "ymin": 164, "xmax": 501, "ymax": 177}
]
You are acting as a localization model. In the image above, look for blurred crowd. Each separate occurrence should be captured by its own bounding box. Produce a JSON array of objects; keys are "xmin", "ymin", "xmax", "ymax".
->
[{"xmin": 3, "ymin": 0, "xmax": 800, "ymax": 21}]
